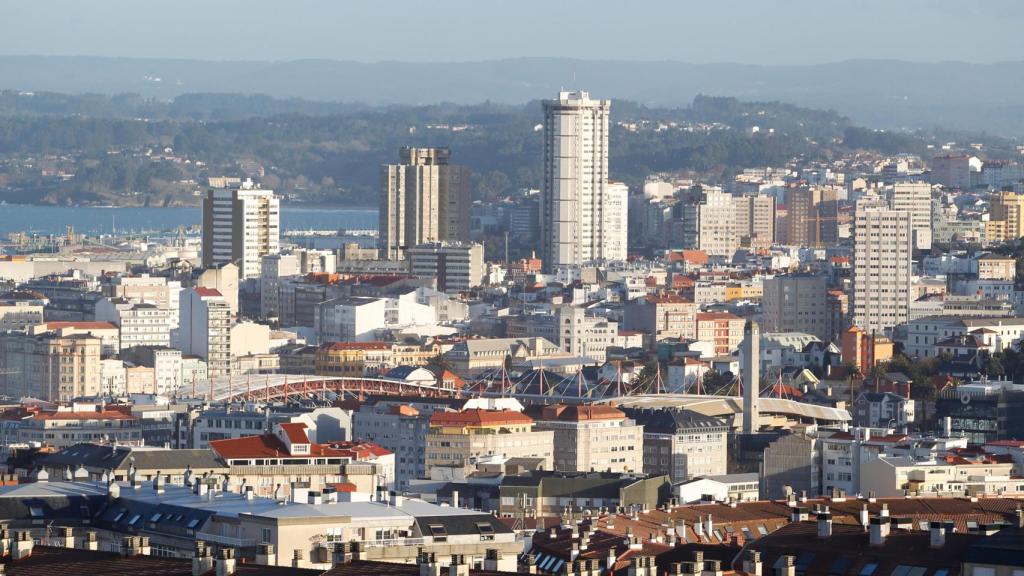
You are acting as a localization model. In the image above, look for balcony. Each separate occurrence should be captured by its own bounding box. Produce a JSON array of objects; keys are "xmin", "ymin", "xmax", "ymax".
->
[{"xmin": 195, "ymin": 532, "xmax": 257, "ymax": 548}]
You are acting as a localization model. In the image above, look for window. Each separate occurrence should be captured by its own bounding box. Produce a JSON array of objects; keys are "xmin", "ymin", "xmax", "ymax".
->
[
  {"xmin": 429, "ymin": 525, "xmax": 447, "ymax": 542},
  {"xmin": 28, "ymin": 506, "xmax": 44, "ymax": 518},
  {"xmin": 186, "ymin": 518, "xmax": 200, "ymax": 529},
  {"xmin": 128, "ymin": 514, "xmax": 141, "ymax": 526},
  {"xmin": 859, "ymin": 563, "xmax": 878, "ymax": 576},
  {"xmin": 476, "ymin": 522, "xmax": 495, "ymax": 541},
  {"xmin": 149, "ymin": 513, "xmax": 162, "ymax": 522},
  {"xmin": 113, "ymin": 511, "xmax": 125, "ymax": 522}
]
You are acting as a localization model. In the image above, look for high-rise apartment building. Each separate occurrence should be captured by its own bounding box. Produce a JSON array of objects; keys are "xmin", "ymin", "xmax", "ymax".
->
[
  {"xmin": 178, "ymin": 287, "xmax": 232, "ymax": 378},
  {"xmin": 540, "ymin": 91, "xmax": 623, "ymax": 271},
  {"xmin": 787, "ymin": 186, "xmax": 839, "ymax": 247},
  {"xmin": 697, "ymin": 188, "xmax": 737, "ymax": 257},
  {"xmin": 989, "ymin": 191, "xmax": 1024, "ymax": 240},
  {"xmin": 201, "ymin": 179, "xmax": 280, "ymax": 279},
  {"xmin": 762, "ymin": 274, "xmax": 829, "ymax": 342},
  {"xmin": 890, "ymin": 181, "xmax": 933, "ymax": 249},
  {"xmin": 733, "ymin": 193, "xmax": 776, "ymax": 247},
  {"xmin": 853, "ymin": 207, "xmax": 913, "ymax": 335},
  {"xmin": 379, "ymin": 147, "xmax": 470, "ymax": 261}
]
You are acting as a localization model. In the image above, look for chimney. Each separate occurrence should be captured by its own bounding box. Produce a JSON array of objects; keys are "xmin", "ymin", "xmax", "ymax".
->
[
  {"xmin": 451, "ymin": 490, "xmax": 459, "ymax": 508},
  {"xmin": 702, "ymin": 560, "xmax": 724, "ymax": 576},
  {"xmin": 418, "ymin": 552, "xmax": 440, "ymax": 576},
  {"xmin": 816, "ymin": 507, "xmax": 833, "ymax": 539},
  {"xmin": 524, "ymin": 553, "xmax": 538, "ymax": 575},
  {"xmin": 859, "ymin": 505, "xmax": 869, "ymax": 527},
  {"xmin": 290, "ymin": 481, "xmax": 308, "ymax": 504},
  {"xmin": 879, "ymin": 503, "xmax": 889, "ymax": 519},
  {"xmin": 256, "ymin": 543, "xmax": 276, "ymax": 566},
  {"xmin": 1015, "ymin": 507, "xmax": 1023, "ymax": 528},
  {"xmin": 59, "ymin": 526, "xmax": 74, "ymax": 549},
  {"xmin": 390, "ymin": 490, "xmax": 404, "ymax": 507},
  {"xmin": 308, "ymin": 491, "xmax": 323, "ymax": 505},
  {"xmin": 790, "ymin": 506, "xmax": 809, "ymax": 523},
  {"xmin": 12, "ymin": 531, "xmax": 33, "ymax": 560},
  {"xmin": 776, "ymin": 555, "xmax": 795, "ymax": 576},
  {"xmin": 154, "ymin": 472, "xmax": 165, "ymax": 494},
  {"xmin": 292, "ymin": 549, "xmax": 305, "ymax": 569},
  {"xmin": 606, "ymin": 549, "xmax": 617, "ymax": 571},
  {"xmin": 0, "ymin": 527, "xmax": 9, "ymax": 557},
  {"xmin": 81, "ymin": 531, "xmax": 98, "ymax": 551},
  {"xmin": 244, "ymin": 485, "xmax": 255, "ymax": 500},
  {"xmin": 669, "ymin": 562, "xmax": 685, "ymax": 576},
  {"xmin": 628, "ymin": 556, "xmax": 655, "ymax": 576},
  {"xmin": 742, "ymin": 551, "xmax": 763, "ymax": 576},
  {"xmin": 323, "ymin": 487, "xmax": 337, "ymax": 503},
  {"xmin": 942, "ymin": 416, "xmax": 952, "ymax": 438},
  {"xmin": 215, "ymin": 548, "xmax": 237, "ymax": 576},
  {"xmin": 869, "ymin": 517, "xmax": 889, "ymax": 547},
  {"xmin": 483, "ymin": 550, "xmax": 502, "ymax": 572},
  {"xmin": 447, "ymin": 554, "xmax": 470, "ymax": 576},
  {"xmin": 929, "ymin": 521, "xmax": 947, "ymax": 548},
  {"xmin": 197, "ymin": 479, "xmax": 209, "ymax": 497},
  {"xmin": 192, "ymin": 542, "xmax": 214, "ymax": 576},
  {"xmin": 705, "ymin": 514, "xmax": 713, "ymax": 538}
]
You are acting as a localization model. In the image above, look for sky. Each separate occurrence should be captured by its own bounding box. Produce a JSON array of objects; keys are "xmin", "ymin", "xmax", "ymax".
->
[{"xmin": 1, "ymin": 0, "xmax": 1023, "ymax": 65}]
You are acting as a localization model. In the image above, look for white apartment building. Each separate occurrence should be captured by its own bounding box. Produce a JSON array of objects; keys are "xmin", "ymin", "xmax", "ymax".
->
[
  {"xmin": 698, "ymin": 188, "xmax": 738, "ymax": 257},
  {"xmin": 540, "ymin": 91, "xmax": 617, "ymax": 271},
  {"xmin": 260, "ymin": 253, "xmax": 300, "ymax": 318},
  {"xmin": 104, "ymin": 274, "xmax": 182, "ymax": 329},
  {"xmin": 889, "ymin": 181, "xmax": 933, "ymax": 250},
  {"xmin": 861, "ymin": 455, "xmax": 1019, "ymax": 498},
  {"xmin": 201, "ymin": 178, "xmax": 280, "ymax": 279},
  {"xmin": 853, "ymin": 207, "xmax": 912, "ymax": 335},
  {"xmin": 314, "ymin": 294, "xmax": 435, "ymax": 344},
  {"xmin": 408, "ymin": 242, "xmax": 485, "ymax": 292},
  {"xmin": 604, "ymin": 181, "xmax": 629, "ymax": 262},
  {"xmin": 901, "ymin": 316, "xmax": 1024, "ymax": 358},
  {"xmin": 95, "ymin": 298, "xmax": 171, "ymax": 350},
  {"xmin": 0, "ymin": 301, "xmax": 44, "ymax": 332},
  {"xmin": 178, "ymin": 287, "xmax": 232, "ymax": 378}
]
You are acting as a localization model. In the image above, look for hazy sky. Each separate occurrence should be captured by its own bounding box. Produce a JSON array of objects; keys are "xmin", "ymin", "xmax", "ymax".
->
[{"xmin": 2, "ymin": 0, "xmax": 1023, "ymax": 65}]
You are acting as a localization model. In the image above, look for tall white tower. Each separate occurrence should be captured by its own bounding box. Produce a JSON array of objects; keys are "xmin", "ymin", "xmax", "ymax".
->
[
  {"xmin": 540, "ymin": 91, "xmax": 616, "ymax": 272},
  {"xmin": 853, "ymin": 206, "xmax": 912, "ymax": 334},
  {"xmin": 202, "ymin": 178, "xmax": 280, "ymax": 279}
]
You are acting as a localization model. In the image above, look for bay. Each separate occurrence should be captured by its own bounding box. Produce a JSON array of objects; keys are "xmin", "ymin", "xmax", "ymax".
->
[{"xmin": 0, "ymin": 204, "xmax": 378, "ymax": 237}]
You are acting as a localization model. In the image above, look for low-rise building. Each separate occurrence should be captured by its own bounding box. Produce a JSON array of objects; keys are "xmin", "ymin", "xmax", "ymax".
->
[
  {"xmin": 623, "ymin": 408, "xmax": 729, "ymax": 482},
  {"xmin": 532, "ymin": 404, "xmax": 644, "ymax": 473},
  {"xmin": 210, "ymin": 422, "xmax": 394, "ymax": 497},
  {"xmin": 425, "ymin": 409, "xmax": 554, "ymax": 478}
]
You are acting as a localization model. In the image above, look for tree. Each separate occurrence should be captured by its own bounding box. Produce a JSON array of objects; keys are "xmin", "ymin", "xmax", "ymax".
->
[{"xmin": 427, "ymin": 353, "xmax": 454, "ymax": 374}]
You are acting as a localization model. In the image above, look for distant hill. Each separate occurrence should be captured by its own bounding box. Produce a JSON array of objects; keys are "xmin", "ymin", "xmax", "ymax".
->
[{"xmin": 1, "ymin": 56, "xmax": 1023, "ymax": 136}]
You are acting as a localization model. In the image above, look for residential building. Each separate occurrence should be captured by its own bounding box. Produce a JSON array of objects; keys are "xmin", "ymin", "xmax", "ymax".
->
[
  {"xmin": 102, "ymin": 274, "xmax": 182, "ymax": 329},
  {"xmin": 0, "ymin": 297, "xmax": 45, "ymax": 332},
  {"xmin": 988, "ymin": 190, "xmax": 1024, "ymax": 239},
  {"xmin": 315, "ymin": 341, "xmax": 394, "ymax": 377},
  {"xmin": 890, "ymin": 181, "xmax": 933, "ymax": 249},
  {"xmin": 930, "ymin": 154, "xmax": 972, "ymax": 189},
  {"xmin": 695, "ymin": 312, "xmax": 746, "ymax": 355},
  {"xmin": 14, "ymin": 404, "xmax": 142, "ymax": 447},
  {"xmin": 94, "ymin": 298, "xmax": 171, "ymax": 350},
  {"xmin": 177, "ymin": 288, "xmax": 232, "ymax": 378},
  {"xmin": 498, "ymin": 470, "xmax": 670, "ymax": 517},
  {"xmin": 445, "ymin": 337, "xmax": 571, "ymax": 377},
  {"xmin": 201, "ymin": 179, "xmax": 280, "ymax": 279},
  {"xmin": 120, "ymin": 346, "xmax": 183, "ymax": 397},
  {"xmin": 424, "ymin": 409, "xmax": 554, "ymax": 477},
  {"xmin": 698, "ymin": 188, "xmax": 738, "ymax": 257},
  {"xmin": 259, "ymin": 254, "xmax": 300, "ymax": 318},
  {"xmin": 734, "ymin": 193, "xmax": 776, "ymax": 247},
  {"xmin": 853, "ymin": 207, "xmax": 912, "ymax": 335},
  {"xmin": 624, "ymin": 408, "xmax": 729, "ymax": 482},
  {"xmin": 762, "ymin": 274, "xmax": 829, "ymax": 342},
  {"xmin": 853, "ymin": 392, "xmax": 915, "ymax": 429},
  {"xmin": 532, "ymin": 404, "xmax": 644, "ymax": 473},
  {"xmin": 623, "ymin": 294, "xmax": 697, "ymax": 341},
  {"xmin": 0, "ymin": 330, "xmax": 102, "ymax": 401},
  {"xmin": 210, "ymin": 422, "xmax": 394, "ymax": 497},
  {"xmin": 540, "ymin": 91, "xmax": 615, "ymax": 271},
  {"xmin": 761, "ymin": 428, "xmax": 821, "ymax": 499},
  {"xmin": 408, "ymin": 242, "xmax": 484, "ymax": 291},
  {"xmin": 38, "ymin": 443, "xmax": 227, "ymax": 483},
  {"xmin": 860, "ymin": 454, "xmax": 1016, "ymax": 497},
  {"xmin": 676, "ymin": 472, "xmax": 760, "ymax": 503},
  {"xmin": 604, "ymin": 181, "xmax": 630, "ymax": 262},
  {"xmin": 787, "ymin": 186, "xmax": 839, "ymax": 247},
  {"xmin": 379, "ymin": 147, "xmax": 471, "ymax": 261}
]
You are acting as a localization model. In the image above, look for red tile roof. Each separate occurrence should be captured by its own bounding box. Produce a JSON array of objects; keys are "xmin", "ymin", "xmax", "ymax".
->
[
  {"xmin": 430, "ymin": 409, "xmax": 534, "ymax": 427},
  {"xmin": 32, "ymin": 410, "xmax": 135, "ymax": 421},
  {"xmin": 211, "ymin": 433, "xmax": 388, "ymax": 460},
  {"xmin": 43, "ymin": 321, "xmax": 117, "ymax": 331},
  {"xmin": 278, "ymin": 422, "xmax": 310, "ymax": 444}
]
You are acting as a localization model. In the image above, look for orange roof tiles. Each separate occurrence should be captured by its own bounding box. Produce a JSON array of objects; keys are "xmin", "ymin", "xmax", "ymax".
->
[{"xmin": 429, "ymin": 409, "xmax": 534, "ymax": 427}]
